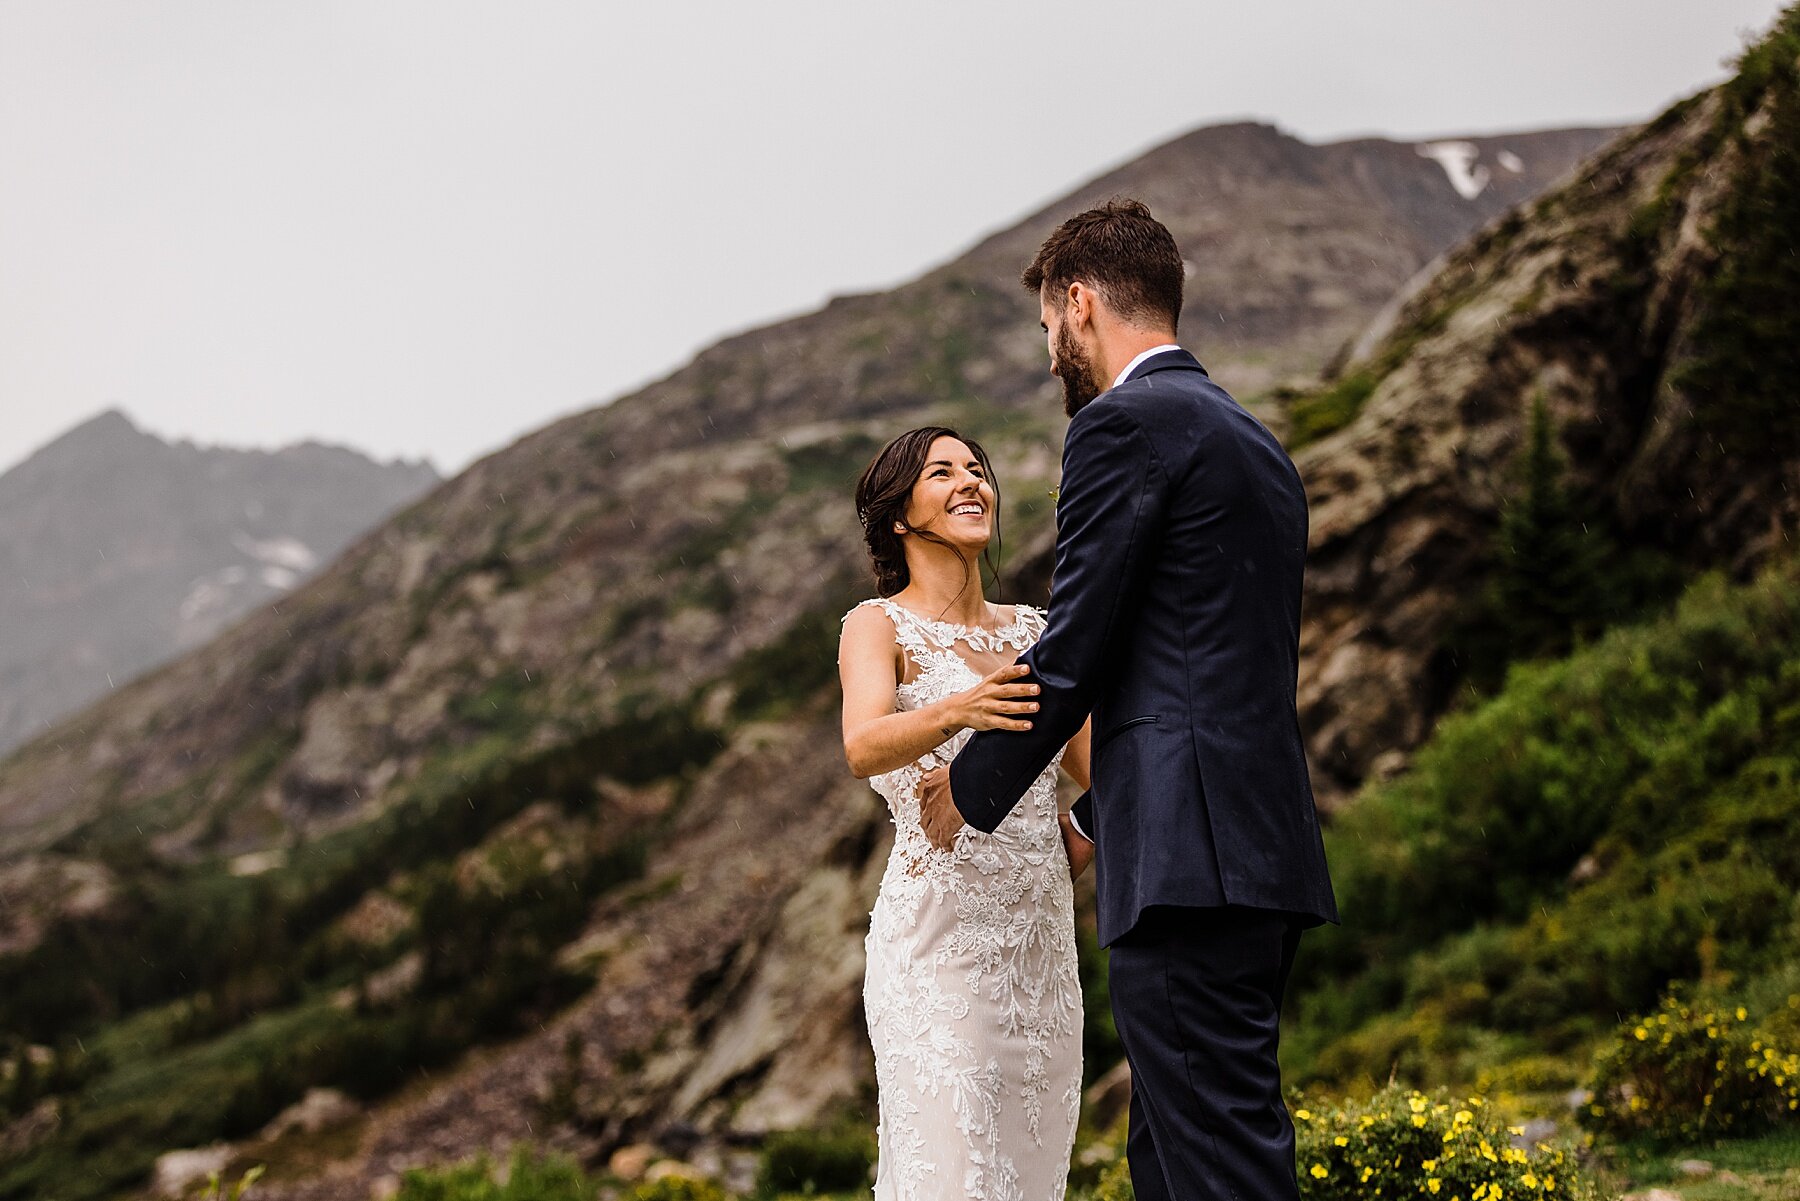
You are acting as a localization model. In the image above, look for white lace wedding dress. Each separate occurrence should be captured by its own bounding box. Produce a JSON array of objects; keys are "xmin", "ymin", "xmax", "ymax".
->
[{"xmin": 846, "ymin": 596, "xmax": 1082, "ymax": 1201}]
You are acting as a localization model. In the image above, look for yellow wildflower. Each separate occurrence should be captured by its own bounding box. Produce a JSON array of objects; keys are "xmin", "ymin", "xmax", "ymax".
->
[
  {"xmin": 1334, "ymin": 1136, "xmax": 1349, "ymax": 1147},
  {"xmin": 1522, "ymin": 1173, "xmax": 1540, "ymax": 1189},
  {"xmin": 1427, "ymin": 1180, "xmax": 1442, "ymax": 1195},
  {"xmin": 1310, "ymin": 1164, "xmax": 1328, "ymax": 1179}
]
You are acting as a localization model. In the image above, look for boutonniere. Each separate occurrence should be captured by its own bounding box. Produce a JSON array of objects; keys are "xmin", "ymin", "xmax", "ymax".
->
[{"xmin": 1047, "ymin": 486, "xmax": 1060, "ymax": 505}]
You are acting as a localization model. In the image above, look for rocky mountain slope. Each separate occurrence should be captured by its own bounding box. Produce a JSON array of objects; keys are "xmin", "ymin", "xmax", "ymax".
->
[
  {"xmin": 1290, "ymin": 65, "xmax": 1800, "ymax": 795},
  {"xmin": 0, "ymin": 114, "xmax": 1666, "ymax": 1198},
  {"xmin": 0, "ymin": 410, "xmax": 438, "ymax": 756}
]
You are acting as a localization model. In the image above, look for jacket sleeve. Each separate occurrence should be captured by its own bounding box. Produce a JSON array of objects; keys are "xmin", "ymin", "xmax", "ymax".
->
[
  {"xmin": 950, "ymin": 400, "xmax": 1171, "ymax": 833},
  {"xmin": 1069, "ymin": 791, "xmax": 1095, "ymax": 842}
]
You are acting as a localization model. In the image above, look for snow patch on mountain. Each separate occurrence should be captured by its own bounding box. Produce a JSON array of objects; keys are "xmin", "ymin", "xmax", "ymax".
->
[
  {"xmin": 1417, "ymin": 141, "xmax": 1491, "ymax": 200},
  {"xmin": 232, "ymin": 534, "xmax": 318, "ymax": 573},
  {"xmin": 177, "ymin": 535, "xmax": 316, "ymax": 628}
]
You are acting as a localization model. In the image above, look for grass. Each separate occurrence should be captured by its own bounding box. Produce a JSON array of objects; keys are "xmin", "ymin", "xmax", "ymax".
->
[
  {"xmin": 0, "ymin": 998, "xmax": 348, "ymax": 1200},
  {"xmin": 1283, "ymin": 297, "xmax": 1467, "ymax": 451},
  {"xmin": 1600, "ymin": 1128, "xmax": 1800, "ymax": 1200}
]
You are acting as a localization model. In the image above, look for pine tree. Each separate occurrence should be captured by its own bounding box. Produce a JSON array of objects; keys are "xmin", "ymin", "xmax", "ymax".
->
[
  {"xmin": 1489, "ymin": 396, "xmax": 1612, "ymax": 660},
  {"xmin": 1677, "ymin": 9, "xmax": 1800, "ymax": 470}
]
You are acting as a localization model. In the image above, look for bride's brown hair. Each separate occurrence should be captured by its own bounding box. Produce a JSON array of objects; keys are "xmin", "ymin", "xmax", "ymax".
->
[{"xmin": 855, "ymin": 426, "xmax": 1003, "ymax": 603}]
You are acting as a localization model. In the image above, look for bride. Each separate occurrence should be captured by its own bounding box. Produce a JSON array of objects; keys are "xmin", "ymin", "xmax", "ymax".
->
[{"xmin": 838, "ymin": 425, "xmax": 1094, "ymax": 1201}]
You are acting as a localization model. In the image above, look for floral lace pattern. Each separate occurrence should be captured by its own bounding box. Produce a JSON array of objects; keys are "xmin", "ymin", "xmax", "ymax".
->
[{"xmin": 848, "ymin": 597, "xmax": 1082, "ymax": 1201}]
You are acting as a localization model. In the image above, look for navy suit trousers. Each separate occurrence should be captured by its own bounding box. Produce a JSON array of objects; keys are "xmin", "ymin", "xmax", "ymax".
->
[{"xmin": 1107, "ymin": 905, "xmax": 1304, "ymax": 1201}]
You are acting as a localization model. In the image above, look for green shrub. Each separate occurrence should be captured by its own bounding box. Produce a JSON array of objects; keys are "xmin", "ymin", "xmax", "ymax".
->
[
  {"xmin": 1475, "ymin": 1056, "xmax": 1583, "ymax": 1097},
  {"xmin": 1294, "ymin": 1086, "xmax": 1600, "ymax": 1201},
  {"xmin": 1069, "ymin": 1155, "xmax": 1135, "ymax": 1201},
  {"xmin": 1286, "ymin": 371, "xmax": 1377, "ymax": 449},
  {"xmin": 624, "ymin": 1175, "xmax": 730, "ymax": 1201},
  {"xmin": 1581, "ymin": 993, "xmax": 1800, "ymax": 1145},
  {"xmin": 1291, "ymin": 561, "xmax": 1800, "ymax": 1085},
  {"xmin": 1068, "ymin": 1088, "xmax": 1601, "ymax": 1201},
  {"xmin": 755, "ymin": 1127, "xmax": 874, "ymax": 1196},
  {"xmin": 192, "ymin": 1166, "xmax": 265, "ymax": 1201},
  {"xmin": 395, "ymin": 1146, "xmax": 596, "ymax": 1201}
]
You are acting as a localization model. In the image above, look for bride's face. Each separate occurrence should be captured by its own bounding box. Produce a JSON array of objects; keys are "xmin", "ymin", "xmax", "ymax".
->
[{"xmin": 901, "ymin": 436, "xmax": 994, "ymax": 551}]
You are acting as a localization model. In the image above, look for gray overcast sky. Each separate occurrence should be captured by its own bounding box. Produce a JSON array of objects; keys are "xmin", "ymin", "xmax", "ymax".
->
[{"xmin": 1, "ymin": 1, "xmax": 1788, "ymax": 478}]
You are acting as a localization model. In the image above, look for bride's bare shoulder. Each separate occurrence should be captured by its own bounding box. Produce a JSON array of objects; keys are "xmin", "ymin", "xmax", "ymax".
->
[
  {"xmin": 839, "ymin": 599, "xmax": 899, "ymax": 657},
  {"xmin": 839, "ymin": 601, "xmax": 904, "ymax": 692}
]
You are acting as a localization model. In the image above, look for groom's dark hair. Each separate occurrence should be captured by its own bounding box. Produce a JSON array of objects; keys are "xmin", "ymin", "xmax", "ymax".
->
[{"xmin": 1022, "ymin": 198, "xmax": 1184, "ymax": 332}]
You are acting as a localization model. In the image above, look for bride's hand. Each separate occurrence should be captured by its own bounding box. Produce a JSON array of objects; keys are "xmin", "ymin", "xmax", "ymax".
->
[
  {"xmin": 950, "ymin": 664, "xmax": 1040, "ymax": 732},
  {"xmin": 1059, "ymin": 813, "xmax": 1094, "ymax": 881}
]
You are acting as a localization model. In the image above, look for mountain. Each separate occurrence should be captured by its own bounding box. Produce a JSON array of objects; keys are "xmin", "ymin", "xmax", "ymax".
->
[
  {"xmin": 0, "ymin": 411, "xmax": 440, "ymax": 756},
  {"xmin": 926, "ymin": 122, "xmax": 1617, "ymax": 405},
  {"xmin": 0, "ymin": 116, "xmax": 1641, "ymax": 1198}
]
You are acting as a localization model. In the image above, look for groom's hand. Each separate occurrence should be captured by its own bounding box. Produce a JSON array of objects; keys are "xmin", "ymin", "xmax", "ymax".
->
[
  {"xmin": 1058, "ymin": 813, "xmax": 1094, "ymax": 881},
  {"xmin": 919, "ymin": 765, "xmax": 966, "ymax": 851}
]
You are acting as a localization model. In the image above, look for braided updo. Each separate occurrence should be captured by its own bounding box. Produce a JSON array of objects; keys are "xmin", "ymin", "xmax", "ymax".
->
[{"xmin": 854, "ymin": 426, "xmax": 1003, "ymax": 600}]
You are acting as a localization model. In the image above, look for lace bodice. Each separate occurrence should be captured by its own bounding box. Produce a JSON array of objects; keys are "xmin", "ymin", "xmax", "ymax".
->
[
  {"xmin": 851, "ymin": 596, "xmax": 1065, "ymax": 862},
  {"xmin": 847, "ymin": 596, "xmax": 1081, "ymax": 1201}
]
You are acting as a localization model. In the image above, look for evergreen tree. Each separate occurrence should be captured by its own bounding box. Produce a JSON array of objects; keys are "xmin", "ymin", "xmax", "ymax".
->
[
  {"xmin": 1677, "ymin": 9, "xmax": 1800, "ymax": 469},
  {"xmin": 1488, "ymin": 396, "xmax": 1613, "ymax": 661}
]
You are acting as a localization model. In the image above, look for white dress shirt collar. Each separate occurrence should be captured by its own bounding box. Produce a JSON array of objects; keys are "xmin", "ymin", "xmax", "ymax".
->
[{"xmin": 1111, "ymin": 343, "xmax": 1184, "ymax": 389}]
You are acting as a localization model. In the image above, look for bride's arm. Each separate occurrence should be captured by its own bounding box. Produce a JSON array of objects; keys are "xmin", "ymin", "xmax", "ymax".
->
[
  {"xmin": 838, "ymin": 605, "xmax": 1037, "ymax": 779},
  {"xmin": 1059, "ymin": 717, "xmax": 1092, "ymax": 791}
]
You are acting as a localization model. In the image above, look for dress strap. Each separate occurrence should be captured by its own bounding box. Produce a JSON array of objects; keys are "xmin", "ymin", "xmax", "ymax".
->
[{"xmin": 1016, "ymin": 603, "xmax": 1047, "ymax": 641}]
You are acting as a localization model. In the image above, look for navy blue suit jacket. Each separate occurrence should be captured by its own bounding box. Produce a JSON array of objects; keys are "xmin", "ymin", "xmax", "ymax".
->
[{"xmin": 948, "ymin": 348, "xmax": 1337, "ymax": 945}]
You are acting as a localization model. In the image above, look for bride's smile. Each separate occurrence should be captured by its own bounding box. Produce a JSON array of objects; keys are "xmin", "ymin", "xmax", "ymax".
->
[{"xmin": 901, "ymin": 438, "xmax": 996, "ymax": 550}]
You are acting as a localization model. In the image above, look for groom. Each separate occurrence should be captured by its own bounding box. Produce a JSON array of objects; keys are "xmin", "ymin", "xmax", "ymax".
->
[{"xmin": 919, "ymin": 199, "xmax": 1337, "ymax": 1201}]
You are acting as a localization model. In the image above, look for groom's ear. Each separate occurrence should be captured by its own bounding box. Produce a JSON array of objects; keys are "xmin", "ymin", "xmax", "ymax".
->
[{"xmin": 1064, "ymin": 281, "xmax": 1097, "ymax": 329}]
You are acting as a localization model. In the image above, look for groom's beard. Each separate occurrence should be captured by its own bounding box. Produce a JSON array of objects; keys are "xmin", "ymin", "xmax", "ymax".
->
[{"xmin": 1055, "ymin": 325, "xmax": 1104, "ymax": 417}]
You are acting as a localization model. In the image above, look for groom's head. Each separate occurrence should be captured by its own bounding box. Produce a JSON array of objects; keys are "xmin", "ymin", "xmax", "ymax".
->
[{"xmin": 1022, "ymin": 199, "xmax": 1183, "ymax": 416}]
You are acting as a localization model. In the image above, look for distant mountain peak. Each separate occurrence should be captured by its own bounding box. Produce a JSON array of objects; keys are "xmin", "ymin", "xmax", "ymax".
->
[{"xmin": 27, "ymin": 407, "xmax": 153, "ymax": 462}]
